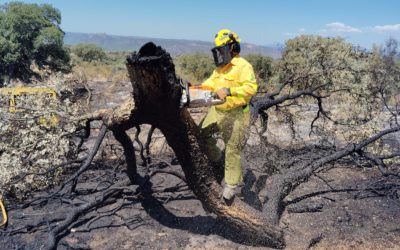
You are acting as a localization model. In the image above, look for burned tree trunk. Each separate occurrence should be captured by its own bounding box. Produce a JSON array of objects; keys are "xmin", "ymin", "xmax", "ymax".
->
[{"xmin": 120, "ymin": 42, "xmax": 284, "ymax": 247}]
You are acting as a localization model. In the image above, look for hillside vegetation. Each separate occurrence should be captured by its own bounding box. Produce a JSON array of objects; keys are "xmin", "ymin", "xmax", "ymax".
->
[
  {"xmin": 68, "ymin": 44, "xmax": 275, "ymax": 90},
  {"xmin": 64, "ymin": 32, "xmax": 282, "ymax": 58},
  {"xmin": 69, "ymin": 44, "xmax": 129, "ymax": 82}
]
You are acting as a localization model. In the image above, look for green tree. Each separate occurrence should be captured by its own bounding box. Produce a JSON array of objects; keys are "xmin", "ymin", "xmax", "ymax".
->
[
  {"xmin": 0, "ymin": 2, "xmax": 70, "ymax": 84},
  {"xmin": 71, "ymin": 43, "xmax": 108, "ymax": 63},
  {"xmin": 244, "ymin": 54, "xmax": 273, "ymax": 90}
]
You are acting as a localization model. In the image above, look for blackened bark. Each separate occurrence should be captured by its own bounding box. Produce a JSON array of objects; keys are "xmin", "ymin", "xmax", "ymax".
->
[{"xmin": 112, "ymin": 127, "xmax": 138, "ymax": 183}]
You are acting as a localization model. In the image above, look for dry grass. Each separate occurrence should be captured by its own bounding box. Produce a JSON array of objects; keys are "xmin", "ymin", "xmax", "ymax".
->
[{"xmin": 71, "ymin": 61, "xmax": 129, "ymax": 83}]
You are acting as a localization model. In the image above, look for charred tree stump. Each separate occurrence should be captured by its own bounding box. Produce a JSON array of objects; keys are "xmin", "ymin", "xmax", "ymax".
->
[{"xmin": 121, "ymin": 42, "xmax": 284, "ymax": 248}]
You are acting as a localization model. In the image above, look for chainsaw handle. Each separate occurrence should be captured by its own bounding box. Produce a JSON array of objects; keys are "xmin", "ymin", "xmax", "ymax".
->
[
  {"xmin": 212, "ymin": 91, "xmax": 228, "ymax": 101},
  {"xmin": 211, "ymin": 92, "xmax": 219, "ymax": 99},
  {"xmin": 179, "ymin": 78, "xmax": 191, "ymax": 89},
  {"xmin": 185, "ymin": 81, "xmax": 190, "ymax": 103}
]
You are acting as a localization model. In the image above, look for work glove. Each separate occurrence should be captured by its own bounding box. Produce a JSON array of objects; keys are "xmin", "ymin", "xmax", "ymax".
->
[{"xmin": 215, "ymin": 88, "xmax": 231, "ymax": 100}]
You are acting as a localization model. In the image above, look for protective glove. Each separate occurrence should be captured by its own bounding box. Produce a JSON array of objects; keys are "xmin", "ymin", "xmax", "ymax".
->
[{"xmin": 215, "ymin": 88, "xmax": 231, "ymax": 100}]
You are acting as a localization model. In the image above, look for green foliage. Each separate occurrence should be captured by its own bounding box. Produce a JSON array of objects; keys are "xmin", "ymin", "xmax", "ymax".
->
[
  {"xmin": 71, "ymin": 43, "xmax": 108, "ymax": 63},
  {"xmin": 106, "ymin": 51, "xmax": 129, "ymax": 69},
  {"xmin": 174, "ymin": 52, "xmax": 274, "ymax": 87},
  {"xmin": 269, "ymin": 35, "xmax": 400, "ymax": 130},
  {"xmin": 369, "ymin": 39, "xmax": 400, "ymax": 104},
  {"xmin": 244, "ymin": 54, "xmax": 273, "ymax": 90},
  {"xmin": 274, "ymin": 36, "xmax": 400, "ymax": 98},
  {"xmin": 0, "ymin": 2, "xmax": 70, "ymax": 84},
  {"xmin": 70, "ymin": 50, "xmax": 130, "ymax": 82},
  {"xmin": 174, "ymin": 53, "xmax": 214, "ymax": 84},
  {"xmin": 274, "ymin": 36, "xmax": 362, "ymax": 90},
  {"xmin": 272, "ymin": 35, "xmax": 375, "ymax": 124}
]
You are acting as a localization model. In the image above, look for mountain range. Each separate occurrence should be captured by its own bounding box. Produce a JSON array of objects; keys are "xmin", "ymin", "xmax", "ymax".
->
[{"xmin": 64, "ymin": 32, "xmax": 282, "ymax": 58}]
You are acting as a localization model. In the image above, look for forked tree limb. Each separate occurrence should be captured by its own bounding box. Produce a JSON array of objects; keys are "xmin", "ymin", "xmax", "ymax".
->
[
  {"xmin": 262, "ymin": 124, "xmax": 400, "ymax": 224},
  {"xmin": 69, "ymin": 123, "xmax": 108, "ymax": 192}
]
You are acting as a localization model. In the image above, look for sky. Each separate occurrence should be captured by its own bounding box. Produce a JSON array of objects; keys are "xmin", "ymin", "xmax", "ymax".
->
[{"xmin": 2, "ymin": 0, "xmax": 400, "ymax": 48}]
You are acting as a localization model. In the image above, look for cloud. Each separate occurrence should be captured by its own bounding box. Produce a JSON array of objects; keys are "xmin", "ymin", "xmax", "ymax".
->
[
  {"xmin": 325, "ymin": 22, "xmax": 362, "ymax": 33},
  {"xmin": 373, "ymin": 24, "xmax": 400, "ymax": 32}
]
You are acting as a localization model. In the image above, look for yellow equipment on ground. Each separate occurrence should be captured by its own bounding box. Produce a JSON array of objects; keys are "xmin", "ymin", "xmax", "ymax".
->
[
  {"xmin": 0, "ymin": 87, "xmax": 60, "ymax": 127},
  {"xmin": 0, "ymin": 199, "xmax": 7, "ymax": 227}
]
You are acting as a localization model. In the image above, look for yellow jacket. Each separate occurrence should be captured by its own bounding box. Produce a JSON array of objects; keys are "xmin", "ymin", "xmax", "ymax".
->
[{"xmin": 202, "ymin": 56, "xmax": 258, "ymax": 111}]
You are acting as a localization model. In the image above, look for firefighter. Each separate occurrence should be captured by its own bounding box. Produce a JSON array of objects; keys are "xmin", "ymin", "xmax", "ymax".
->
[{"xmin": 200, "ymin": 29, "xmax": 258, "ymax": 200}]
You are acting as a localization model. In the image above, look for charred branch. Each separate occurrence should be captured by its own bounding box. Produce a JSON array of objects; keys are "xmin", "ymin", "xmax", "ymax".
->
[
  {"xmin": 112, "ymin": 127, "xmax": 138, "ymax": 184},
  {"xmin": 286, "ymin": 203, "xmax": 324, "ymax": 213},
  {"xmin": 262, "ymin": 125, "xmax": 400, "ymax": 224},
  {"xmin": 45, "ymin": 179, "xmax": 133, "ymax": 250}
]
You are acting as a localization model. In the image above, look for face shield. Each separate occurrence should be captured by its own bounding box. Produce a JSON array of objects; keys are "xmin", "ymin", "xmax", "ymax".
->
[{"xmin": 211, "ymin": 43, "xmax": 233, "ymax": 67}]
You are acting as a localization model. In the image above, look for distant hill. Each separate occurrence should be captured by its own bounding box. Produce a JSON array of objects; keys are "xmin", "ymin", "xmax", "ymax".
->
[{"xmin": 64, "ymin": 32, "xmax": 282, "ymax": 58}]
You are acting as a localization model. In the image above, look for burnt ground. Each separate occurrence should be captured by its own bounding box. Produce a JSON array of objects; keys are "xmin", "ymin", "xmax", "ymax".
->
[
  {"xmin": 1, "ymin": 81, "xmax": 400, "ymax": 249},
  {"xmin": 2, "ymin": 146, "xmax": 400, "ymax": 250}
]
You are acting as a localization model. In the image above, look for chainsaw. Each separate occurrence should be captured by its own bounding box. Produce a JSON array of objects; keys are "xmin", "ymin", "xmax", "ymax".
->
[{"xmin": 180, "ymin": 80, "xmax": 225, "ymax": 108}]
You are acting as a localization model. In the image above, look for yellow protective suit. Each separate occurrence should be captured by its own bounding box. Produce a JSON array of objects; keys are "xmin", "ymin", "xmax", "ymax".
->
[{"xmin": 200, "ymin": 55, "xmax": 257, "ymax": 186}]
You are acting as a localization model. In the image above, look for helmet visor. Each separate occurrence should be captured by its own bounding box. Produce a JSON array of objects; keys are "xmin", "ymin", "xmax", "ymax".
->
[{"xmin": 211, "ymin": 44, "xmax": 232, "ymax": 67}]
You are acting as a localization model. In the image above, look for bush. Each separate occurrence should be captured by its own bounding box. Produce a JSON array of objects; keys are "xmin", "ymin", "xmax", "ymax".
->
[
  {"xmin": 175, "ymin": 53, "xmax": 214, "ymax": 84},
  {"xmin": 244, "ymin": 54, "xmax": 273, "ymax": 90},
  {"xmin": 71, "ymin": 43, "xmax": 108, "ymax": 63}
]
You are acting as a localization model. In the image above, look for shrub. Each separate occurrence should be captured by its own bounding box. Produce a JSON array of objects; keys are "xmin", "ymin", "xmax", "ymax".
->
[{"xmin": 71, "ymin": 43, "xmax": 108, "ymax": 63}]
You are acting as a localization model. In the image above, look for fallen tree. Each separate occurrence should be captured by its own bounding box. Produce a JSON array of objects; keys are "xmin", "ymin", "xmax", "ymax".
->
[{"xmin": 112, "ymin": 42, "xmax": 284, "ymax": 247}]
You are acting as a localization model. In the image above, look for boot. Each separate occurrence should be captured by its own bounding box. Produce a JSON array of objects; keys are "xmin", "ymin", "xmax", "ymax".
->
[{"xmin": 223, "ymin": 184, "xmax": 237, "ymax": 200}]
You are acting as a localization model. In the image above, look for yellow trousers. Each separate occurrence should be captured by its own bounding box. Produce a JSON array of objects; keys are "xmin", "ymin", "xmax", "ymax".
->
[{"xmin": 199, "ymin": 106, "xmax": 249, "ymax": 186}]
